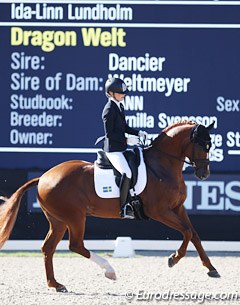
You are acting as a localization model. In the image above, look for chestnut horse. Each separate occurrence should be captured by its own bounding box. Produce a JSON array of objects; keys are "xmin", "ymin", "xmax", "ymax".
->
[{"xmin": 0, "ymin": 121, "xmax": 220, "ymax": 292}]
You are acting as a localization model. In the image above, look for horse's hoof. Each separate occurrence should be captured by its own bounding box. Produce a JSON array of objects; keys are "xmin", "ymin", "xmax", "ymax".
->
[
  {"xmin": 56, "ymin": 285, "xmax": 68, "ymax": 293},
  {"xmin": 207, "ymin": 270, "xmax": 221, "ymax": 278},
  {"xmin": 105, "ymin": 271, "xmax": 117, "ymax": 281},
  {"xmin": 168, "ymin": 253, "xmax": 176, "ymax": 268}
]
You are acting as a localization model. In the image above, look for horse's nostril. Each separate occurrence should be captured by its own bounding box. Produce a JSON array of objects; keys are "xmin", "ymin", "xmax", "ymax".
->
[{"xmin": 195, "ymin": 168, "xmax": 210, "ymax": 181}]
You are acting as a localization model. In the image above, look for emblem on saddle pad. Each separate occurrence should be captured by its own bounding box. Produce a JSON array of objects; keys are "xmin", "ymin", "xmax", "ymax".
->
[
  {"xmin": 94, "ymin": 148, "xmax": 147, "ymax": 199},
  {"xmin": 103, "ymin": 186, "xmax": 112, "ymax": 193}
]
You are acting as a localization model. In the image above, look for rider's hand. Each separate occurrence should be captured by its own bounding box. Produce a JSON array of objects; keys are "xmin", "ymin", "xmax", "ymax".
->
[
  {"xmin": 138, "ymin": 130, "xmax": 148, "ymax": 139},
  {"xmin": 127, "ymin": 137, "xmax": 139, "ymax": 145}
]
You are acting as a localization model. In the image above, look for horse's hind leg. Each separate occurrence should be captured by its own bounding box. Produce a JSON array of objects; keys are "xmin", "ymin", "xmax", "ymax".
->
[
  {"xmin": 41, "ymin": 213, "xmax": 67, "ymax": 292},
  {"xmin": 174, "ymin": 205, "xmax": 220, "ymax": 277},
  {"xmin": 68, "ymin": 214, "xmax": 116, "ymax": 280}
]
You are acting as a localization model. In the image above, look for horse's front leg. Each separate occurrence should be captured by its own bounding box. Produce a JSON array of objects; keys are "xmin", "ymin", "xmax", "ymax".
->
[
  {"xmin": 153, "ymin": 209, "xmax": 193, "ymax": 267},
  {"xmin": 191, "ymin": 231, "xmax": 220, "ymax": 277},
  {"xmin": 168, "ymin": 228, "xmax": 193, "ymax": 268},
  {"xmin": 174, "ymin": 205, "xmax": 220, "ymax": 277}
]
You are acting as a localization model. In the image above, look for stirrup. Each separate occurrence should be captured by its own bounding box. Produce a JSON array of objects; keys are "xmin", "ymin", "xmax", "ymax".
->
[{"xmin": 121, "ymin": 203, "xmax": 135, "ymax": 220}]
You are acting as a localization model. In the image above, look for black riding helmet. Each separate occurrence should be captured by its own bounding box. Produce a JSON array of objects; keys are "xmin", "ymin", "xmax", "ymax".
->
[{"xmin": 105, "ymin": 78, "xmax": 129, "ymax": 97}]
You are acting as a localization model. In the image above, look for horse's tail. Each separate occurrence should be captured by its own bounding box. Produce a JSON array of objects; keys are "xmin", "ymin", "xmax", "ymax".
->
[{"xmin": 0, "ymin": 177, "xmax": 39, "ymax": 249}]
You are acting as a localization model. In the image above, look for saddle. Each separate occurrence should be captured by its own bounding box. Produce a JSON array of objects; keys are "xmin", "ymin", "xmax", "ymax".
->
[
  {"xmin": 94, "ymin": 148, "xmax": 148, "ymax": 220},
  {"xmin": 95, "ymin": 147, "xmax": 141, "ymax": 189}
]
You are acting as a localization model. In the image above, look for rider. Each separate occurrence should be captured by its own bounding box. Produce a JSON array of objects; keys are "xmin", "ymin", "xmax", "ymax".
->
[{"xmin": 96, "ymin": 77, "xmax": 148, "ymax": 219}]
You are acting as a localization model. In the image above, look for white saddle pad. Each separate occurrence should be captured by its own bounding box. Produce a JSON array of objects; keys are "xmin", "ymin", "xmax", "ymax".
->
[{"xmin": 94, "ymin": 148, "xmax": 147, "ymax": 198}]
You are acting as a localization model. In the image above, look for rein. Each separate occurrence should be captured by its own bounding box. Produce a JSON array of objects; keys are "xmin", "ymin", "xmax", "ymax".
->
[
  {"xmin": 154, "ymin": 148, "xmax": 195, "ymax": 166},
  {"xmin": 141, "ymin": 124, "xmax": 212, "ymax": 180},
  {"xmin": 153, "ymin": 142, "xmax": 210, "ymax": 168},
  {"xmin": 144, "ymin": 147, "xmax": 194, "ymax": 181},
  {"xmin": 144, "ymin": 141, "xmax": 209, "ymax": 181}
]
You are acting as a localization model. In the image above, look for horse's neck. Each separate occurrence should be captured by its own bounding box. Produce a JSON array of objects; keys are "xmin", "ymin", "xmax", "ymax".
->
[
  {"xmin": 144, "ymin": 125, "xmax": 191, "ymax": 178},
  {"xmin": 144, "ymin": 147, "xmax": 183, "ymax": 183},
  {"xmin": 160, "ymin": 125, "xmax": 192, "ymax": 155}
]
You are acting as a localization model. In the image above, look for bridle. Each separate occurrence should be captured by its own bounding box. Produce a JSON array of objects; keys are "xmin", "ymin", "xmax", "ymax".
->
[
  {"xmin": 187, "ymin": 141, "xmax": 210, "ymax": 168},
  {"xmin": 188, "ymin": 124, "xmax": 211, "ymax": 167}
]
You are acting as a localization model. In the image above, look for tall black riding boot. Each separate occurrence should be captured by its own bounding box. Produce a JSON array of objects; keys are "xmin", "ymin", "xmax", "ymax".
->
[{"xmin": 119, "ymin": 174, "xmax": 135, "ymax": 219}]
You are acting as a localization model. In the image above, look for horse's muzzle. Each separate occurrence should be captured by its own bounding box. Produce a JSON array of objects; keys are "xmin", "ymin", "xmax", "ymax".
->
[{"xmin": 195, "ymin": 167, "xmax": 210, "ymax": 180}]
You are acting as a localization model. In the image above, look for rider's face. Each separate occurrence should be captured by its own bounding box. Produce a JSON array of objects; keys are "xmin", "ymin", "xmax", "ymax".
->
[{"xmin": 109, "ymin": 91, "xmax": 126, "ymax": 102}]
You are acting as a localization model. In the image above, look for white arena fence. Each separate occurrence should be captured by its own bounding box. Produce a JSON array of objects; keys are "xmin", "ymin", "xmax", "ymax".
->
[{"xmin": 1, "ymin": 239, "xmax": 240, "ymax": 252}]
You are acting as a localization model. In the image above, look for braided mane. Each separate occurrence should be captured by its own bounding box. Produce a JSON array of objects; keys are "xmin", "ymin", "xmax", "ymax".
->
[
  {"xmin": 163, "ymin": 121, "xmax": 196, "ymax": 133},
  {"xmin": 147, "ymin": 120, "xmax": 197, "ymax": 149}
]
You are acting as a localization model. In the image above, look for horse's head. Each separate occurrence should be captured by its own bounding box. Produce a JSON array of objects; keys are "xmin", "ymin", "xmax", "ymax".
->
[
  {"xmin": 186, "ymin": 122, "xmax": 214, "ymax": 180},
  {"xmin": 146, "ymin": 121, "xmax": 215, "ymax": 181}
]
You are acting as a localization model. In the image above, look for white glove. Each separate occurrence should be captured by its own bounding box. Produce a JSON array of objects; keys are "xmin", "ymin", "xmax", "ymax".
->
[
  {"xmin": 138, "ymin": 130, "xmax": 148, "ymax": 139},
  {"xmin": 127, "ymin": 137, "xmax": 139, "ymax": 145}
]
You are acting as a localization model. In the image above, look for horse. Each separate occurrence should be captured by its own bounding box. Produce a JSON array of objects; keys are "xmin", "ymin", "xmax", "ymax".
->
[{"xmin": 0, "ymin": 121, "xmax": 220, "ymax": 292}]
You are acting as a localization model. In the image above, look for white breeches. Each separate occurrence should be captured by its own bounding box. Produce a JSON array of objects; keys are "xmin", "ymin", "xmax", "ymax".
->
[{"xmin": 105, "ymin": 151, "xmax": 131, "ymax": 178}]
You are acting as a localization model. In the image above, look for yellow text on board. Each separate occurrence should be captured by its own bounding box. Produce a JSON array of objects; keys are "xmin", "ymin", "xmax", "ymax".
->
[
  {"xmin": 81, "ymin": 27, "xmax": 126, "ymax": 47},
  {"xmin": 11, "ymin": 27, "xmax": 77, "ymax": 52},
  {"xmin": 10, "ymin": 27, "xmax": 126, "ymax": 51}
]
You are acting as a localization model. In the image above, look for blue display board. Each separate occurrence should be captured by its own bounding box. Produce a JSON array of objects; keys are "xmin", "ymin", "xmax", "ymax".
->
[{"xmin": 0, "ymin": 1, "xmax": 239, "ymax": 173}]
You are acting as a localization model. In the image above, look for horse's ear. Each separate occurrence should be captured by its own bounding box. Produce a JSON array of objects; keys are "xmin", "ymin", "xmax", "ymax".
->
[{"xmin": 206, "ymin": 121, "xmax": 215, "ymax": 130}]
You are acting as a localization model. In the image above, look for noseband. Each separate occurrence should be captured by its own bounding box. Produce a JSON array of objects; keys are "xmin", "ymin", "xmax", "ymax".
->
[{"xmin": 186, "ymin": 142, "xmax": 209, "ymax": 168}]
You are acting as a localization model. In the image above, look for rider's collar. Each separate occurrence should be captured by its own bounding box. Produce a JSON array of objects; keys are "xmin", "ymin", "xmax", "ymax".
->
[{"xmin": 110, "ymin": 98, "xmax": 124, "ymax": 111}]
